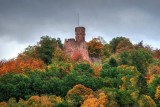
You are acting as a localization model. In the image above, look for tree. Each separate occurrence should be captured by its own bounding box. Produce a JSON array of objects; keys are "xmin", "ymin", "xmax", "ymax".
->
[
  {"xmin": 117, "ymin": 90, "xmax": 134, "ymax": 106},
  {"xmin": 138, "ymin": 95, "xmax": 156, "ymax": 107},
  {"xmin": 0, "ymin": 57, "xmax": 45, "ymax": 76},
  {"xmin": 87, "ymin": 38, "xmax": 103, "ymax": 57},
  {"xmin": 109, "ymin": 37, "xmax": 129, "ymax": 53},
  {"xmin": 101, "ymin": 44, "xmax": 112, "ymax": 62},
  {"xmin": 116, "ymin": 39, "xmax": 134, "ymax": 53},
  {"xmin": 119, "ymin": 51, "xmax": 131, "ymax": 65},
  {"xmin": 36, "ymin": 36, "xmax": 56, "ymax": 65},
  {"xmin": 57, "ymin": 38, "xmax": 63, "ymax": 49},
  {"xmin": 73, "ymin": 63, "xmax": 93, "ymax": 76},
  {"xmin": 66, "ymin": 84, "xmax": 94, "ymax": 106},
  {"xmin": 108, "ymin": 57, "xmax": 118, "ymax": 67},
  {"xmin": 20, "ymin": 45, "xmax": 37, "ymax": 58},
  {"xmin": 130, "ymin": 48, "xmax": 153, "ymax": 74},
  {"xmin": 52, "ymin": 48, "xmax": 69, "ymax": 62},
  {"xmin": 100, "ymin": 66, "xmax": 117, "ymax": 78},
  {"xmin": 81, "ymin": 92, "xmax": 108, "ymax": 107}
]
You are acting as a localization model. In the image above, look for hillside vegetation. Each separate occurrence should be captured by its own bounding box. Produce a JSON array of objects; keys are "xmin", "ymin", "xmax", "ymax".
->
[{"xmin": 0, "ymin": 36, "xmax": 160, "ymax": 107}]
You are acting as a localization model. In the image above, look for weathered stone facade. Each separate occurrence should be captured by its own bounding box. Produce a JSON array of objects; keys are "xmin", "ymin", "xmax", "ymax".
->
[{"xmin": 63, "ymin": 26, "xmax": 91, "ymax": 62}]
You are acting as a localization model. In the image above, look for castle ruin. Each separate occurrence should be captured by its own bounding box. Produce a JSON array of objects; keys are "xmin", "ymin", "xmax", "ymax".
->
[{"xmin": 63, "ymin": 26, "xmax": 91, "ymax": 62}]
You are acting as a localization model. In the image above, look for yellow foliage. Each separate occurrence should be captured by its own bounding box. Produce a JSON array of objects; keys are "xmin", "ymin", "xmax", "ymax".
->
[
  {"xmin": 99, "ymin": 92, "xmax": 108, "ymax": 107},
  {"xmin": 155, "ymin": 85, "xmax": 160, "ymax": 100},
  {"xmin": 130, "ymin": 77, "xmax": 136, "ymax": 86},
  {"xmin": 117, "ymin": 65, "xmax": 136, "ymax": 72},
  {"xmin": 81, "ymin": 95, "xmax": 99, "ymax": 107},
  {"xmin": 67, "ymin": 84, "xmax": 94, "ymax": 96},
  {"xmin": 56, "ymin": 96, "xmax": 62, "ymax": 104},
  {"xmin": 91, "ymin": 63, "xmax": 102, "ymax": 76},
  {"xmin": 147, "ymin": 75, "xmax": 154, "ymax": 84},
  {"xmin": 81, "ymin": 92, "xmax": 108, "ymax": 107},
  {"xmin": 27, "ymin": 96, "xmax": 53, "ymax": 107},
  {"xmin": 120, "ymin": 76, "xmax": 126, "ymax": 90},
  {"xmin": 138, "ymin": 95, "xmax": 156, "ymax": 107},
  {"xmin": 130, "ymin": 92, "xmax": 139, "ymax": 101}
]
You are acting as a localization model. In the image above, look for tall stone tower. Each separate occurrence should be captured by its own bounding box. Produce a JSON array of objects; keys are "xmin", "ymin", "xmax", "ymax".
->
[{"xmin": 75, "ymin": 27, "xmax": 85, "ymax": 43}]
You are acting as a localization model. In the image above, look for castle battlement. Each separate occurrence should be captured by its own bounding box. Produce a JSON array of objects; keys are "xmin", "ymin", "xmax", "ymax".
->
[{"xmin": 65, "ymin": 38, "xmax": 76, "ymax": 43}]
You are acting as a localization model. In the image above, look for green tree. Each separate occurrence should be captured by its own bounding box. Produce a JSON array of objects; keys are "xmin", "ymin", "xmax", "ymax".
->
[
  {"xmin": 21, "ymin": 45, "xmax": 37, "ymax": 58},
  {"xmin": 101, "ymin": 44, "xmax": 112, "ymax": 62},
  {"xmin": 73, "ymin": 63, "xmax": 93, "ymax": 76},
  {"xmin": 11, "ymin": 74, "xmax": 31, "ymax": 101},
  {"xmin": 119, "ymin": 49, "xmax": 152, "ymax": 95},
  {"xmin": 130, "ymin": 48, "xmax": 153, "ymax": 74},
  {"xmin": 57, "ymin": 38, "xmax": 63, "ymax": 49},
  {"xmin": 100, "ymin": 66, "xmax": 117, "ymax": 78},
  {"xmin": 37, "ymin": 36, "xmax": 56, "ymax": 65},
  {"xmin": 108, "ymin": 57, "xmax": 118, "ymax": 67},
  {"xmin": 119, "ymin": 51, "xmax": 131, "ymax": 65},
  {"xmin": 117, "ymin": 90, "xmax": 134, "ymax": 106}
]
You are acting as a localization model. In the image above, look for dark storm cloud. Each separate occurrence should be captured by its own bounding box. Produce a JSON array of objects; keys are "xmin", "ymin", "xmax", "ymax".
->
[{"xmin": 0, "ymin": 0, "xmax": 160, "ymax": 59}]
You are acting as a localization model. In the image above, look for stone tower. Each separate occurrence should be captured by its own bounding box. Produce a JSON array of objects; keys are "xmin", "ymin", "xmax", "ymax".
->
[{"xmin": 75, "ymin": 27, "xmax": 85, "ymax": 43}]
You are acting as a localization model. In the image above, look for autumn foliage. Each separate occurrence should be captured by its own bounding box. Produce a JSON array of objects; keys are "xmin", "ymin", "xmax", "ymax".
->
[
  {"xmin": 0, "ymin": 35, "xmax": 160, "ymax": 106},
  {"xmin": 149, "ymin": 65, "xmax": 160, "ymax": 75},
  {"xmin": 0, "ymin": 56, "xmax": 45, "ymax": 76},
  {"xmin": 87, "ymin": 38, "xmax": 103, "ymax": 57}
]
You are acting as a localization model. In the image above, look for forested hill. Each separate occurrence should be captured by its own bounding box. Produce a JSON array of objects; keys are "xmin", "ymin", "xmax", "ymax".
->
[{"xmin": 0, "ymin": 36, "xmax": 160, "ymax": 107}]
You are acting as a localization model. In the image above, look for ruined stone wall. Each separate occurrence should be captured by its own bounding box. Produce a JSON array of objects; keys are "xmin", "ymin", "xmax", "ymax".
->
[
  {"xmin": 63, "ymin": 38, "xmax": 76, "ymax": 55},
  {"xmin": 63, "ymin": 40, "xmax": 91, "ymax": 62}
]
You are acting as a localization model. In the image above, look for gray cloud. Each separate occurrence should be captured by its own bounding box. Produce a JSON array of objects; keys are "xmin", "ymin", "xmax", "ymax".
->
[{"xmin": 0, "ymin": 0, "xmax": 160, "ymax": 59}]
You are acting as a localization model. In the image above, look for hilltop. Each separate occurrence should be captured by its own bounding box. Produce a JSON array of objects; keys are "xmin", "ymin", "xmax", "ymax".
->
[{"xmin": 0, "ymin": 27, "xmax": 160, "ymax": 107}]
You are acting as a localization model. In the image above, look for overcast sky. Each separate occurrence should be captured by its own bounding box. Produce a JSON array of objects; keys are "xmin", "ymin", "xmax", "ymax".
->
[{"xmin": 0, "ymin": 0, "xmax": 160, "ymax": 60}]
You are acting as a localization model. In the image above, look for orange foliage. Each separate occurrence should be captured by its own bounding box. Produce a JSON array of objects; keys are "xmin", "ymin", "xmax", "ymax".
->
[
  {"xmin": 0, "ymin": 102, "xmax": 7, "ymax": 106},
  {"xmin": 82, "ymin": 92, "xmax": 108, "ymax": 107},
  {"xmin": 87, "ymin": 38, "xmax": 103, "ymax": 57},
  {"xmin": 81, "ymin": 95, "xmax": 99, "ymax": 107},
  {"xmin": 0, "ymin": 56, "xmax": 45, "ymax": 76},
  {"xmin": 91, "ymin": 64, "xmax": 102, "ymax": 76},
  {"xmin": 71, "ymin": 51, "xmax": 83, "ymax": 62},
  {"xmin": 155, "ymin": 86, "xmax": 160, "ymax": 100},
  {"xmin": 149, "ymin": 65, "xmax": 160, "ymax": 75}
]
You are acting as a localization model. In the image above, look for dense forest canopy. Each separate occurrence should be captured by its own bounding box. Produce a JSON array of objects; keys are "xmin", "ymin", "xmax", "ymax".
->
[{"xmin": 0, "ymin": 35, "xmax": 160, "ymax": 107}]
